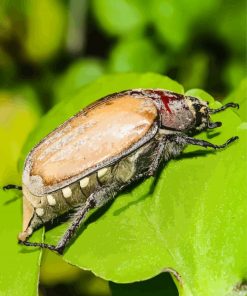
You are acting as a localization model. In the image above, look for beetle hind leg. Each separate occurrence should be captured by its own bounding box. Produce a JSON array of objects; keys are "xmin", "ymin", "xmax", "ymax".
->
[{"xmin": 19, "ymin": 186, "xmax": 118, "ymax": 254}]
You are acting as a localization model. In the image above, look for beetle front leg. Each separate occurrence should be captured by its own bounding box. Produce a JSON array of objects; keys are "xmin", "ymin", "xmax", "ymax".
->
[{"xmin": 167, "ymin": 134, "xmax": 239, "ymax": 149}]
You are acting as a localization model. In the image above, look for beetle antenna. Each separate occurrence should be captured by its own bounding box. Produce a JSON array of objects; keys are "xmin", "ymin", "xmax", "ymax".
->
[
  {"xmin": 2, "ymin": 184, "xmax": 22, "ymax": 191},
  {"xmin": 208, "ymin": 121, "xmax": 222, "ymax": 129},
  {"xmin": 209, "ymin": 102, "xmax": 239, "ymax": 114}
]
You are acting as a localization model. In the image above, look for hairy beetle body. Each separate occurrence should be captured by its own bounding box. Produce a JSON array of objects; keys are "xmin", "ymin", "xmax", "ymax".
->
[{"xmin": 6, "ymin": 88, "xmax": 238, "ymax": 253}]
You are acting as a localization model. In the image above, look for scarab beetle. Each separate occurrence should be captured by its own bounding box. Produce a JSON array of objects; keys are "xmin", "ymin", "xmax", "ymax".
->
[{"xmin": 3, "ymin": 89, "xmax": 239, "ymax": 254}]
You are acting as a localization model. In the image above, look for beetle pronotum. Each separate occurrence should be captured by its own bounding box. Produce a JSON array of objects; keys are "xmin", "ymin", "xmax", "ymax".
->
[{"xmin": 3, "ymin": 89, "xmax": 239, "ymax": 254}]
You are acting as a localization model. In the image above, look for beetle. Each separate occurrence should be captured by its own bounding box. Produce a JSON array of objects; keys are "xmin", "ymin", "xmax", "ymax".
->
[{"xmin": 3, "ymin": 89, "xmax": 239, "ymax": 254}]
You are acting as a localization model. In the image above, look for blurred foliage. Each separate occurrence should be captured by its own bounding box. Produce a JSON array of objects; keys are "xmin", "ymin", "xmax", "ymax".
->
[
  {"xmin": 0, "ymin": 86, "xmax": 41, "ymax": 184},
  {"xmin": 108, "ymin": 38, "xmax": 167, "ymax": 73},
  {"xmin": 53, "ymin": 58, "xmax": 105, "ymax": 103},
  {"xmin": 0, "ymin": 0, "xmax": 246, "ymax": 295},
  {"xmin": 0, "ymin": 0, "xmax": 246, "ymax": 102},
  {"xmin": 23, "ymin": 0, "xmax": 67, "ymax": 63}
]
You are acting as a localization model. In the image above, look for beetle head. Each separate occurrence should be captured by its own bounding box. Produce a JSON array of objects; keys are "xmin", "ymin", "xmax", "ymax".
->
[
  {"xmin": 184, "ymin": 96, "xmax": 213, "ymax": 134},
  {"xmin": 184, "ymin": 97, "xmax": 239, "ymax": 134}
]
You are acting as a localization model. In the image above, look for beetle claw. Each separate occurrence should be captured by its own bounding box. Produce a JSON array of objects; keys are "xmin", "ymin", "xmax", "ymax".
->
[
  {"xmin": 208, "ymin": 121, "xmax": 222, "ymax": 129},
  {"xmin": 55, "ymin": 246, "xmax": 65, "ymax": 255}
]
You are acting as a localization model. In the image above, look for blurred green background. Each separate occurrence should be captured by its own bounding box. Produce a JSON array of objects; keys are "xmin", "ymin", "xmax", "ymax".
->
[{"xmin": 0, "ymin": 0, "xmax": 246, "ymax": 295}]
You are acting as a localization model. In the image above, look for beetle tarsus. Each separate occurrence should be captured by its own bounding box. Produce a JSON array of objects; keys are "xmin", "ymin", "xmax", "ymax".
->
[
  {"xmin": 3, "ymin": 184, "xmax": 22, "ymax": 191},
  {"xmin": 209, "ymin": 102, "xmax": 239, "ymax": 114},
  {"xmin": 18, "ymin": 240, "xmax": 58, "ymax": 252},
  {"xmin": 208, "ymin": 121, "xmax": 222, "ymax": 129},
  {"xmin": 219, "ymin": 136, "xmax": 239, "ymax": 148}
]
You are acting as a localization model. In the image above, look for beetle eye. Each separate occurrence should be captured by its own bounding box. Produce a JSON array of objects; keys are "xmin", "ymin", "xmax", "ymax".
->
[{"xmin": 208, "ymin": 121, "xmax": 222, "ymax": 129}]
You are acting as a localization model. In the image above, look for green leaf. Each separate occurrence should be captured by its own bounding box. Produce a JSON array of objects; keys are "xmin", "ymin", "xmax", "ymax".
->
[
  {"xmin": 20, "ymin": 73, "xmax": 246, "ymax": 296},
  {"xmin": 0, "ymin": 90, "xmax": 42, "ymax": 296}
]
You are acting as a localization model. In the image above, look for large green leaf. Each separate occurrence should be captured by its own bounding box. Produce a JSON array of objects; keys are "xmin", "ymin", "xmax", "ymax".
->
[{"xmin": 20, "ymin": 73, "xmax": 246, "ymax": 296}]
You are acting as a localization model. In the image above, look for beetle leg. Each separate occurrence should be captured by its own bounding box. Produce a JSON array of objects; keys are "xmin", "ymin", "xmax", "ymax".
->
[
  {"xmin": 20, "ymin": 187, "xmax": 117, "ymax": 254},
  {"xmin": 3, "ymin": 184, "xmax": 22, "ymax": 191},
  {"xmin": 19, "ymin": 197, "xmax": 95, "ymax": 254},
  {"xmin": 208, "ymin": 102, "xmax": 239, "ymax": 114},
  {"xmin": 19, "ymin": 240, "xmax": 57, "ymax": 251},
  {"xmin": 54, "ymin": 196, "xmax": 98, "ymax": 254},
  {"xmin": 146, "ymin": 141, "xmax": 166, "ymax": 177},
  {"xmin": 167, "ymin": 134, "xmax": 239, "ymax": 149}
]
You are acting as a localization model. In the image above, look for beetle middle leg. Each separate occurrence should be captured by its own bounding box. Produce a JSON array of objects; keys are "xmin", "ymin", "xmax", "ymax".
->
[
  {"xmin": 167, "ymin": 134, "xmax": 239, "ymax": 149},
  {"xmin": 146, "ymin": 140, "xmax": 166, "ymax": 177}
]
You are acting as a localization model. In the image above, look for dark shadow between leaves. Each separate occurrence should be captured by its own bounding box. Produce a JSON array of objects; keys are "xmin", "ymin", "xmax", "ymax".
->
[{"xmin": 110, "ymin": 271, "xmax": 178, "ymax": 296}]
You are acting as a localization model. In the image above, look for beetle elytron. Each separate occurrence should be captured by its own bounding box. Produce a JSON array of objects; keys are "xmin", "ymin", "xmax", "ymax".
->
[{"xmin": 3, "ymin": 89, "xmax": 239, "ymax": 254}]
